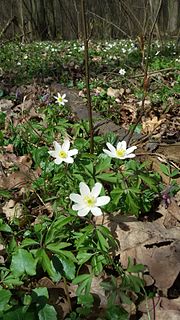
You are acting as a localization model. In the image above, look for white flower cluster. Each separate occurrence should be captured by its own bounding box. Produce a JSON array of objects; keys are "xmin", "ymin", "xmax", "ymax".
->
[{"xmin": 48, "ymin": 92, "xmax": 137, "ymax": 217}]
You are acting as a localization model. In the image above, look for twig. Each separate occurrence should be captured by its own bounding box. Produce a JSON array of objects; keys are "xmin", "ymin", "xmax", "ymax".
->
[
  {"xmin": 63, "ymin": 277, "xmax": 72, "ymax": 312},
  {"xmin": 125, "ymin": 0, "xmax": 163, "ymax": 146},
  {"xmin": 81, "ymin": 0, "xmax": 94, "ymax": 153},
  {"xmin": 129, "ymin": 67, "xmax": 177, "ymax": 79}
]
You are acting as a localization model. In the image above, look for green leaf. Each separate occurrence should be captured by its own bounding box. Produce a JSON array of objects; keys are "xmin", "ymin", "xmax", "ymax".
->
[
  {"xmin": 127, "ymin": 258, "xmax": 144, "ymax": 273},
  {"xmin": 0, "ymin": 288, "xmax": 11, "ymax": 312},
  {"xmin": 21, "ymin": 238, "xmax": 39, "ymax": 248},
  {"xmin": 125, "ymin": 193, "xmax": 140, "ymax": 215},
  {"xmin": 119, "ymin": 291, "xmax": 132, "ymax": 305},
  {"xmin": 160, "ymin": 163, "xmax": 170, "ymax": 176},
  {"xmin": 91, "ymin": 255, "xmax": 105, "ymax": 275},
  {"xmin": 95, "ymin": 157, "xmax": 111, "ymax": 174},
  {"xmin": 53, "ymin": 216, "xmax": 74, "ymax": 230},
  {"xmin": 58, "ymin": 250, "xmax": 77, "ymax": 262},
  {"xmin": 10, "ymin": 248, "xmax": 37, "ymax": 276},
  {"xmin": 0, "ymin": 219, "xmax": 12, "ymax": 233},
  {"xmin": 56, "ymin": 254, "xmax": 75, "ymax": 280},
  {"xmin": 3, "ymin": 309, "xmax": 34, "ymax": 320},
  {"xmin": 110, "ymin": 188, "xmax": 123, "ymax": 205},
  {"xmin": 139, "ymin": 174, "xmax": 158, "ymax": 191},
  {"xmin": 0, "ymin": 190, "xmax": 11, "ymax": 198},
  {"xmin": 170, "ymin": 169, "xmax": 180, "ymax": 177},
  {"xmin": 72, "ymin": 273, "xmax": 92, "ymax": 285},
  {"xmin": 77, "ymin": 293, "xmax": 94, "ymax": 307},
  {"xmin": 2, "ymin": 275, "xmax": 23, "ymax": 288},
  {"xmin": 46, "ymin": 242, "xmax": 71, "ymax": 252},
  {"xmin": 74, "ymin": 274, "xmax": 93, "ymax": 296},
  {"xmin": 33, "ymin": 287, "xmax": 49, "ymax": 299},
  {"xmin": 36, "ymin": 248, "xmax": 61, "ymax": 282},
  {"xmin": 96, "ymin": 229, "xmax": 109, "ymax": 251},
  {"xmin": 38, "ymin": 304, "xmax": 57, "ymax": 320},
  {"xmin": 84, "ymin": 162, "xmax": 94, "ymax": 177},
  {"xmin": 77, "ymin": 252, "xmax": 94, "ymax": 265},
  {"xmin": 106, "ymin": 306, "xmax": 128, "ymax": 320},
  {"xmin": 45, "ymin": 216, "xmax": 74, "ymax": 244},
  {"xmin": 97, "ymin": 172, "xmax": 117, "ymax": 183}
]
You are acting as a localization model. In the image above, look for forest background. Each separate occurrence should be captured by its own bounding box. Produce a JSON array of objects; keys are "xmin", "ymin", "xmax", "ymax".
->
[{"xmin": 0, "ymin": 0, "xmax": 180, "ymax": 42}]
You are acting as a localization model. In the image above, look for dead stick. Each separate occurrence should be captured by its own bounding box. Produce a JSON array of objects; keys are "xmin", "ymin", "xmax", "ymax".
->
[{"xmin": 81, "ymin": 0, "xmax": 94, "ymax": 153}]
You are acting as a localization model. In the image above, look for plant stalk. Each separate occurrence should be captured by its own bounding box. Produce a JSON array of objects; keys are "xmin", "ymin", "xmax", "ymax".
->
[{"xmin": 81, "ymin": 0, "xmax": 94, "ymax": 153}]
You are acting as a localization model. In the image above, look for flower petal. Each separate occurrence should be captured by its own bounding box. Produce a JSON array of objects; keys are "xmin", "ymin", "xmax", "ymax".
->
[
  {"xmin": 106, "ymin": 142, "xmax": 116, "ymax": 153},
  {"xmin": 103, "ymin": 149, "xmax": 115, "ymax": 158},
  {"xmin": 91, "ymin": 207, "xmax": 102, "ymax": 216},
  {"xmin": 72, "ymin": 203, "xmax": 86, "ymax": 210},
  {"xmin": 96, "ymin": 196, "xmax": 110, "ymax": 206},
  {"xmin": 70, "ymin": 193, "xmax": 83, "ymax": 203},
  {"xmin": 79, "ymin": 182, "xmax": 90, "ymax": 197},
  {"xmin": 117, "ymin": 140, "xmax": 126, "ymax": 150},
  {"xmin": 53, "ymin": 141, "xmax": 61, "ymax": 152},
  {"xmin": 62, "ymin": 139, "xmax": 70, "ymax": 152},
  {"xmin": 64, "ymin": 157, "xmax": 74, "ymax": 163},
  {"xmin": 125, "ymin": 146, "xmax": 137, "ymax": 154},
  {"xmin": 68, "ymin": 149, "xmax": 78, "ymax": 156},
  {"xmin": 78, "ymin": 207, "xmax": 90, "ymax": 217},
  {"xmin": 124, "ymin": 153, "xmax": 136, "ymax": 158},
  {"xmin": 54, "ymin": 158, "xmax": 63, "ymax": 164},
  {"xmin": 121, "ymin": 141, "xmax": 127, "ymax": 150},
  {"xmin": 48, "ymin": 150, "xmax": 58, "ymax": 158},
  {"xmin": 91, "ymin": 182, "xmax": 102, "ymax": 197}
]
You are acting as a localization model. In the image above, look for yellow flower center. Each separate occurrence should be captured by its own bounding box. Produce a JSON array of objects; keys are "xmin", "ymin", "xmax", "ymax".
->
[
  {"xmin": 84, "ymin": 195, "xmax": 96, "ymax": 207},
  {"xmin": 116, "ymin": 149, "xmax": 126, "ymax": 157},
  {"xmin": 59, "ymin": 150, "xmax": 67, "ymax": 158},
  {"xmin": 58, "ymin": 97, "xmax": 63, "ymax": 103}
]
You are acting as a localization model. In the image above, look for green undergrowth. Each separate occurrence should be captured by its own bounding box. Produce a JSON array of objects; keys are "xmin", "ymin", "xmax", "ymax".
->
[{"xmin": 0, "ymin": 39, "xmax": 179, "ymax": 319}]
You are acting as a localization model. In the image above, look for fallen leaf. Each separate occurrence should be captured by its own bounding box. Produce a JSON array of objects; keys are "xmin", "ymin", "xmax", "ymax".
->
[
  {"xmin": 2, "ymin": 199, "xmax": 23, "ymax": 220},
  {"xmin": 142, "ymin": 116, "xmax": 165, "ymax": 134},
  {"xmin": 107, "ymin": 214, "xmax": 180, "ymax": 292}
]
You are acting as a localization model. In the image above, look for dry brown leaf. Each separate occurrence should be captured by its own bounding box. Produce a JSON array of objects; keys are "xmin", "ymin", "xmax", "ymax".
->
[
  {"xmin": 107, "ymin": 215, "xmax": 180, "ymax": 291},
  {"xmin": 0, "ymin": 168, "xmax": 41, "ymax": 189},
  {"xmin": 0, "ymin": 99, "xmax": 14, "ymax": 112},
  {"xmin": 2, "ymin": 199, "xmax": 23, "ymax": 220},
  {"xmin": 139, "ymin": 297, "xmax": 180, "ymax": 320},
  {"xmin": 107, "ymin": 87, "xmax": 121, "ymax": 98},
  {"xmin": 142, "ymin": 116, "xmax": 165, "ymax": 134}
]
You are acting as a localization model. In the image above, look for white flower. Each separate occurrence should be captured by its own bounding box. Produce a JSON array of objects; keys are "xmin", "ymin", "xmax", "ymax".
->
[
  {"xmin": 119, "ymin": 68, "xmax": 126, "ymax": 76},
  {"xmin": 48, "ymin": 140, "xmax": 78, "ymax": 164},
  {"xmin": 103, "ymin": 140, "xmax": 137, "ymax": 160},
  {"xmin": 54, "ymin": 93, "xmax": 68, "ymax": 106},
  {"xmin": 70, "ymin": 182, "xmax": 110, "ymax": 217}
]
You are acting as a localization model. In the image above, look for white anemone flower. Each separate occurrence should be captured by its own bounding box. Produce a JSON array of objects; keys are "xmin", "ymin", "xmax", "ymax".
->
[
  {"xmin": 103, "ymin": 140, "xmax": 137, "ymax": 160},
  {"xmin": 48, "ymin": 140, "xmax": 78, "ymax": 164},
  {"xmin": 70, "ymin": 182, "xmax": 110, "ymax": 217},
  {"xmin": 54, "ymin": 93, "xmax": 68, "ymax": 106},
  {"xmin": 119, "ymin": 68, "xmax": 126, "ymax": 76}
]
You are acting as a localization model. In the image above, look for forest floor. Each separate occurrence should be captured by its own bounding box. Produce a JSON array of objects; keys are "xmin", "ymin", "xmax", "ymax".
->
[{"xmin": 0, "ymin": 39, "xmax": 180, "ymax": 319}]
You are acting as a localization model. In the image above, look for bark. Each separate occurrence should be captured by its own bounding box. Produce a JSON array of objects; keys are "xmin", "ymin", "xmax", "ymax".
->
[{"xmin": 0, "ymin": 0, "xmax": 179, "ymax": 40}]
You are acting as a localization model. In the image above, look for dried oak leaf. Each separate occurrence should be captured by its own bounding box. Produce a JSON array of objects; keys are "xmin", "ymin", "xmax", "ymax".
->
[{"xmin": 108, "ymin": 215, "xmax": 180, "ymax": 291}]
